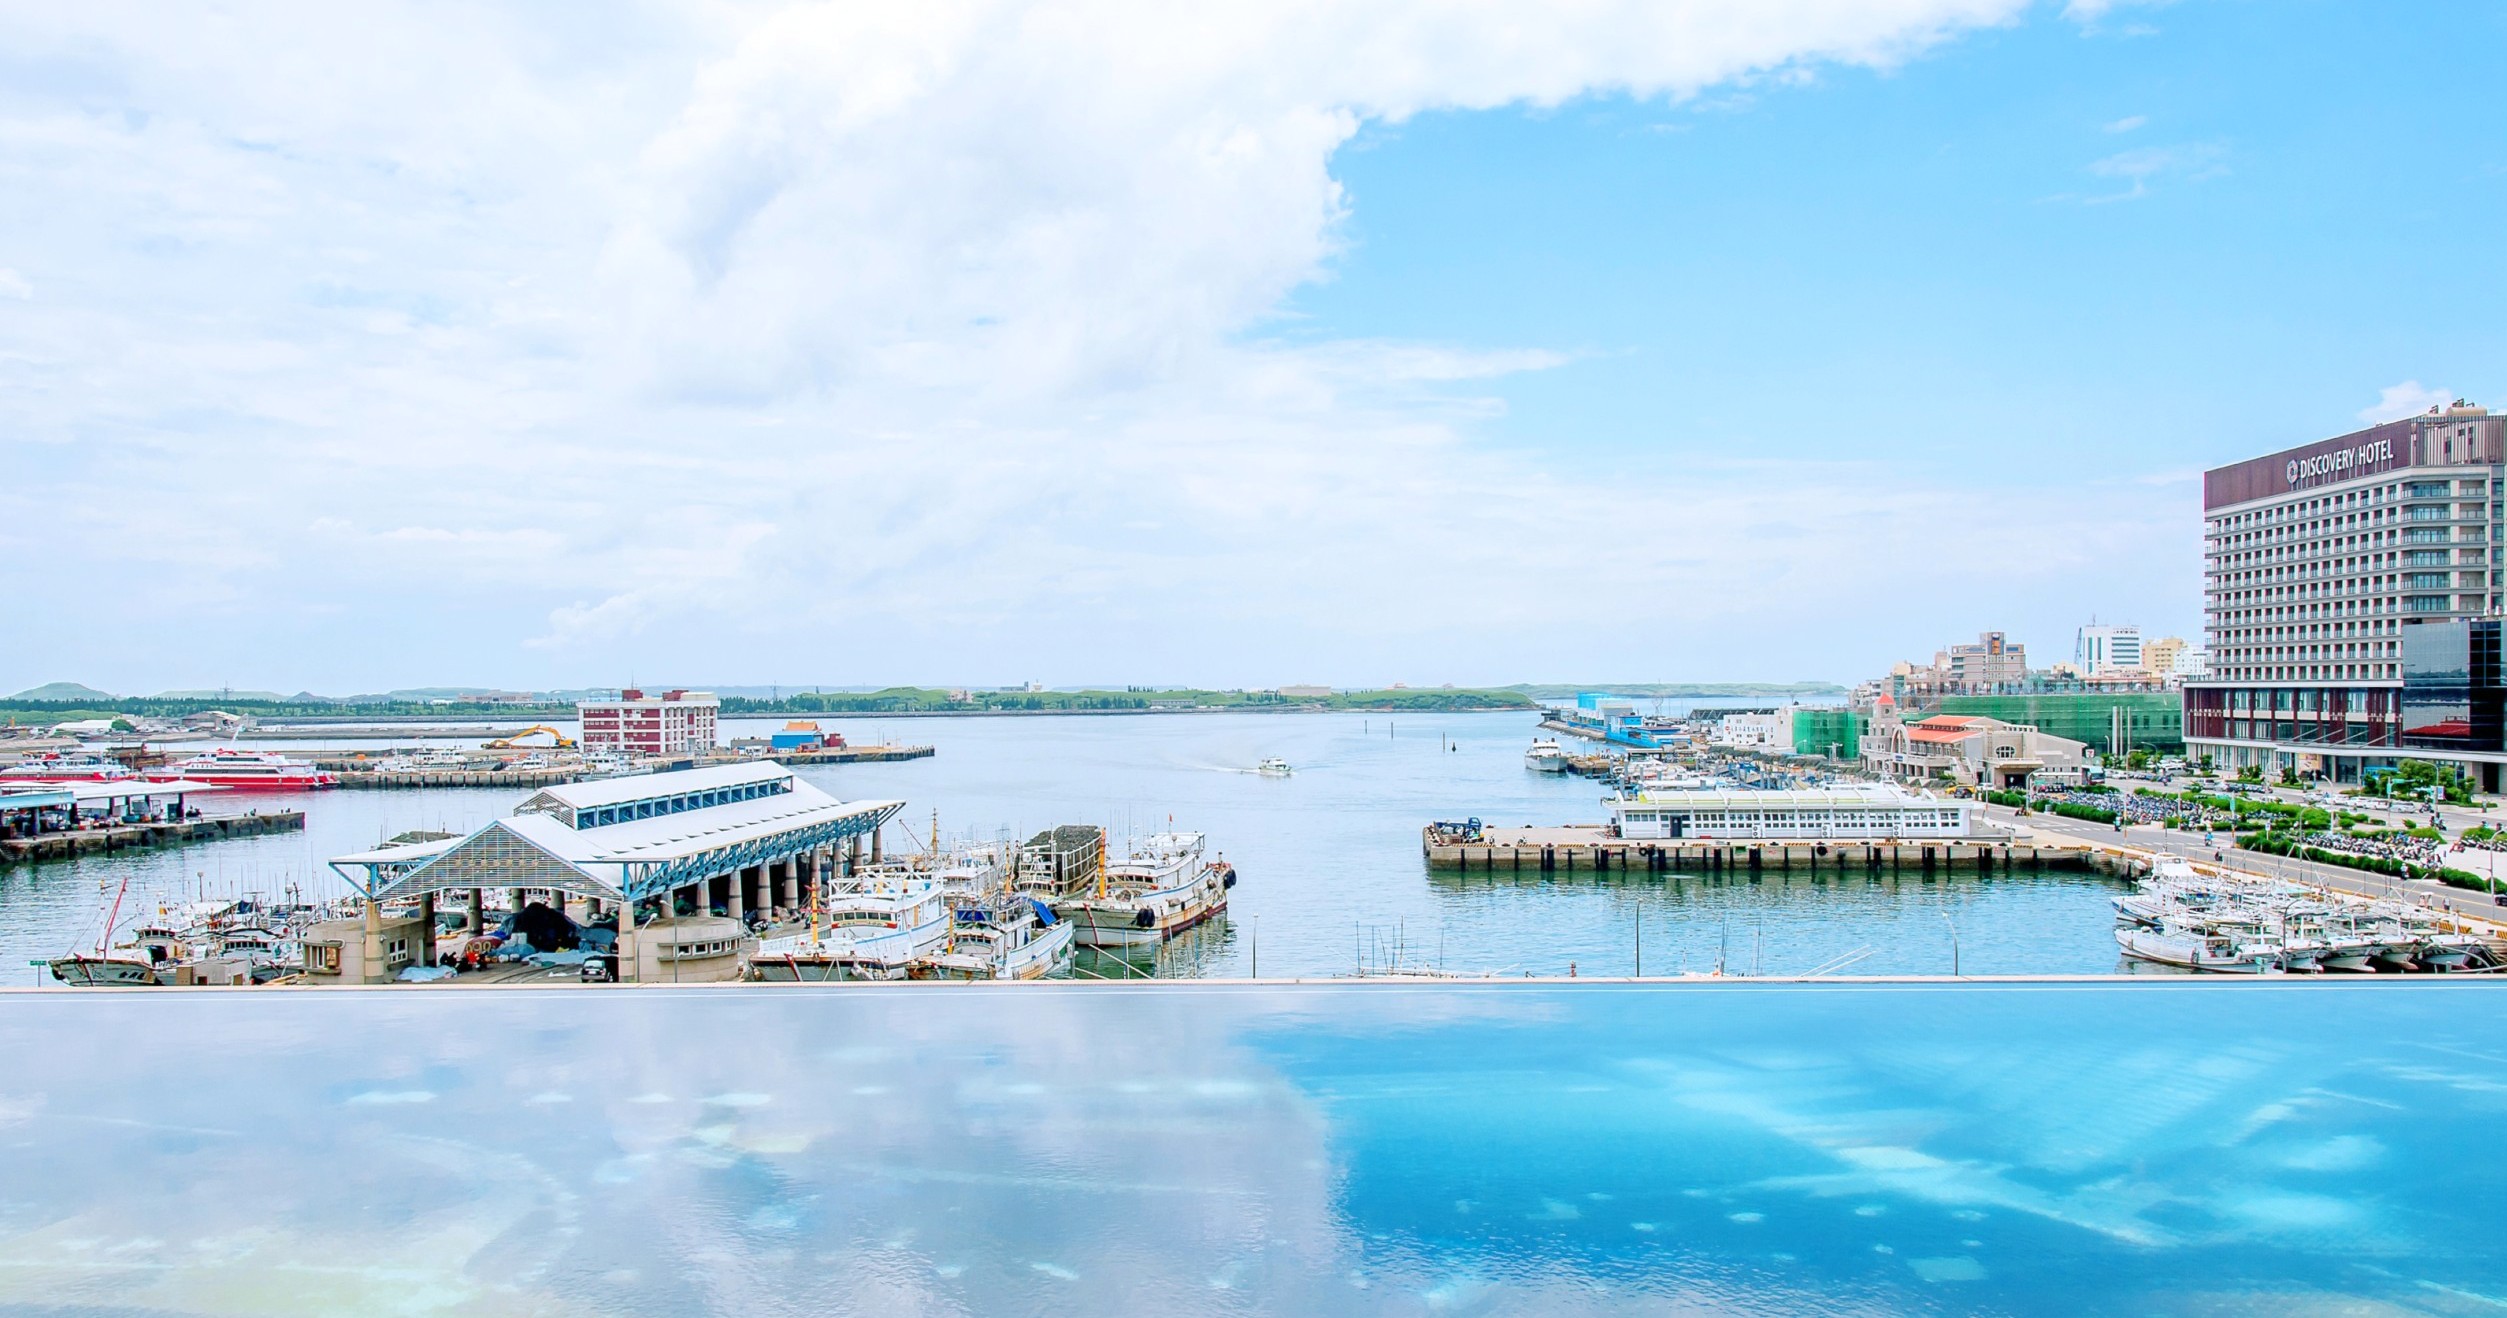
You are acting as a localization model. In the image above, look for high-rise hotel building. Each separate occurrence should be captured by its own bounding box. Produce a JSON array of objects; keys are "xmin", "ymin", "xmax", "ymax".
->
[{"xmin": 2185, "ymin": 404, "xmax": 2506, "ymax": 787}]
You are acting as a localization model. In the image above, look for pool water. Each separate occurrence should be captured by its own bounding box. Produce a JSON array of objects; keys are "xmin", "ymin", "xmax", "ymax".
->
[{"xmin": 0, "ymin": 980, "xmax": 2498, "ymax": 1315}]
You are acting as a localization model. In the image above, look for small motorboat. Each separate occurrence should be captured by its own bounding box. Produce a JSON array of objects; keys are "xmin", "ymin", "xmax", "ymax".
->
[{"xmin": 1256, "ymin": 757, "xmax": 1291, "ymax": 777}]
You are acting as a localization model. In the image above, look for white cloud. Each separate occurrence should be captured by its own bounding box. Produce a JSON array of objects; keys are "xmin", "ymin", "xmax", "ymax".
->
[
  {"xmin": 2102, "ymin": 114, "xmax": 2146, "ymax": 133},
  {"xmin": 2360, "ymin": 380, "xmax": 2451, "ymax": 423},
  {"xmin": 0, "ymin": 0, "xmax": 2176, "ymax": 691},
  {"xmin": 2081, "ymin": 141, "xmax": 2225, "ymax": 202}
]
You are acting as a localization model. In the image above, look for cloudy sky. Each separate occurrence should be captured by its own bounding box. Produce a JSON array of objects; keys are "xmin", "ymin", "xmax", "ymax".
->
[{"xmin": 4, "ymin": 0, "xmax": 2502, "ymax": 695}]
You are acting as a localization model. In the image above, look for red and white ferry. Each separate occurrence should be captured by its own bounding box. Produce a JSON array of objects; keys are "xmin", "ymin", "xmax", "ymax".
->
[
  {"xmin": 0, "ymin": 756, "xmax": 145, "ymax": 785},
  {"xmin": 144, "ymin": 749, "xmax": 339, "ymax": 791}
]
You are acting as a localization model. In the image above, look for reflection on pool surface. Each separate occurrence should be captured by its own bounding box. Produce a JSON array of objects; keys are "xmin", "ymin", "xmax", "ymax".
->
[{"xmin": 1, "ymin": 982, "xmax": 2501, "ymax": 1315}]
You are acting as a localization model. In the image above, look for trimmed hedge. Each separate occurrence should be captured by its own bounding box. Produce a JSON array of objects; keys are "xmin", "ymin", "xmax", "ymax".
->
[{"xmin": 2045, "ymin": 801, "xmax": 2119, "ymax": 825}]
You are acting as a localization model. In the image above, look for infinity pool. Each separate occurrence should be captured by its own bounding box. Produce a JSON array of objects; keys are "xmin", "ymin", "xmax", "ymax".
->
[{"xmin": 0, "ymin": 982, "xmax": 2499, "ymax": 1315}]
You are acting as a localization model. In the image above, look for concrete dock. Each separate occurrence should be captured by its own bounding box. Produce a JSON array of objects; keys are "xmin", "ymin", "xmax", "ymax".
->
[
  {"xmin": 1424, "ymin": 824, "xmax": 2091, "ymax": 874},
  {"xmin": 1, "ymin": 810, "xmax": 306, "ymax": 865}
]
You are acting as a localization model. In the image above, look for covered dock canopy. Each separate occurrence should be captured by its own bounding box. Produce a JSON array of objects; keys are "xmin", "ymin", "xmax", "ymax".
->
[
  {"xmin": 330, "ymin": 762, "xmax": 903, "ymax": 907},
  {"xmin": 42, "ymin": 779, "xmax": 229, "ymax": 805}
]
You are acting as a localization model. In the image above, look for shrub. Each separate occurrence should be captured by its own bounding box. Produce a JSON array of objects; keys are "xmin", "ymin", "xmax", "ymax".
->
[
  {"xmin": 2436, "ymin": 868, "xmax": 2495, "ymax": 892},
  {"xmin": 2406, "ymin": 827, "xmax": 2445, "ymax": 841},
  {"xmin": 2047, "ymin": 801, "xmax": 2118, "ymax": 825}
]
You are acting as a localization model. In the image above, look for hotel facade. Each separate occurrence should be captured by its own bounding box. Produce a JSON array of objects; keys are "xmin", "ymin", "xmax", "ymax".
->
[{"xmin": 2185, "ymin": 405, "xmax": 2507, "ymax": 787}]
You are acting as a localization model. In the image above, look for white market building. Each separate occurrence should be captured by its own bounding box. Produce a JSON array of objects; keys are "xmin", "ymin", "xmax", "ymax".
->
[
  {"xmin": 1607, "ymin": 785, "xmax": 1973, "ymax": 841},
  {"xmin": 326, "ymin": 762, "xmax": 900, "ymax": 983}
]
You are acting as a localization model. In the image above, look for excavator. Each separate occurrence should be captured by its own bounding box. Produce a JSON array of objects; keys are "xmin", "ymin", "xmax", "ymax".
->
[{"xmin": 481, "ymin": 725, "xmax": 577, "ymax": 750}]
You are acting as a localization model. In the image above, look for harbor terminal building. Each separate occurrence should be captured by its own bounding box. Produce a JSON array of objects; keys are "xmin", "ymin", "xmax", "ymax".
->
[
  {"xmin": 1608, "ymin": 785, "xmax": 1973, "ymax": 841},
  {"xmin": 324, "ymin": 763, "xmax": 899, "ymax": 984},
  {"xmin": 2186, "ymin": 404, "xmax": 2507, "ymax": 787},
  {"xmin": 1859, "ymin": 707, "xmax": 2094, "ymax": 790}
]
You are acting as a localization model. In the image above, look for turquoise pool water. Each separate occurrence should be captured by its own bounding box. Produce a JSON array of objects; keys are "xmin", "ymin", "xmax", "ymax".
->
[{"xmin": 1, "ymin": 981, "xmax": 2500, "ymax": 1314}]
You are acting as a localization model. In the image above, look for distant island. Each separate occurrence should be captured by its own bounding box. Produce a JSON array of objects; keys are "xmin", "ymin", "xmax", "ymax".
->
[{"xmin": 0, "ymin": 684, "xmax": 1545, "ymax": 722}]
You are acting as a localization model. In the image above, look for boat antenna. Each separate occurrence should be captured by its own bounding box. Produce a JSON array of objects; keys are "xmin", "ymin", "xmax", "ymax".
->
[{"xmin": 98, "ymin": 872, "xmax": 133, "ymax": 954}]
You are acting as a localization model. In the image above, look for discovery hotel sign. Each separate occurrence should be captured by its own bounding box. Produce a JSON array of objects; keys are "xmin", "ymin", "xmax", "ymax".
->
[
  {"xmin": 2286, "ymin": 436, "xmax": 2394, "ymax": 487},
  {"xmin": 2204, "ymin": 418, "xmax": 2412, "ymax": 509}
]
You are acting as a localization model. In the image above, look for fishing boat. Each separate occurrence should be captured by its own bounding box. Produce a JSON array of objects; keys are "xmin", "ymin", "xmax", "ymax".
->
[
  {"xmin": 46, "ymin": 875, "xmax": 166, "ymax": 986},
  {"xmin": 747, "ymin": 873, "xmax": 955, "ymax": 982},
  {"xmin": 1524, "ymin": 740, "xmax": 1569, "ymax": 773},
  {"xmin": 47, "ymin": 951, "xmax": 164, "ymax": 986},
  {"xmin": 916, "ymin": 895, "xmax": 1076, "ymax": 981},
  {"xmin": 1257, "ymin": 757, "xmax": 1292, "ymax": 777},
  {"xmin": 1053, "ymin": 832, "xmax": 1235, "ymax": 949},
  {"xmin": 2115, "ymin": 918, "xmax": 2279, "ymax": 974},
  {"xmin": 145, "ymin": 749, "xmax": 337, "ymax": 791}
]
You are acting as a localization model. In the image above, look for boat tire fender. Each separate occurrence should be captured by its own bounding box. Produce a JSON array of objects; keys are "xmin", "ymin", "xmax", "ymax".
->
[{"xmin": 1133, "ymin": 908, "xmax": 1157, "ymax": 929}]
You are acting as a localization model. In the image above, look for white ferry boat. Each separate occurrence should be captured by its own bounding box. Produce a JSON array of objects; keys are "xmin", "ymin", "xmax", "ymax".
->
[
  {"xmin": 1524, "ymin": 739, "xmax": 1568, "ymax": 773},
  {"xmin": 0, "ymin": 756, "xmax": 143, "ymax": 785},
  {"xmin": 144, "ymin": 749, "xmax": 338, "ymax": 791},
  {"xmin": 1053, "ymin": 832, "xmax": 1235, "ymax": 949}
]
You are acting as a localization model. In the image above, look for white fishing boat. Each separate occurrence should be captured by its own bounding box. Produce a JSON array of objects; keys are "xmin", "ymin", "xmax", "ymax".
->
[
  {"xmin": 917, "ymin": 895, "xmax": 1076, "ymax": 981},
  {"xmin": 46, "ymin": 875, "xmax": 167, "ymax": 987},
  {"xmin": 46, "ymin": 951, "xmax": 164, "ymax": 987},
  {"xmin": 747, "ymin": 873, "xmax": 955, "ymax": 982},
  {"xmin": 2115, "ymin": 918, "xmax": 2279, "ymax": 974},
  {"xmin": 1257, "ymin": 757, "xmax": 1292, "ymax": 777},
  {"xmin": 1525, "ymin": 740, "xmax": 1569, "ymax": 773},
  {"xmin": 1053, "ymin": 832, "xmax": 1235, "ymax": 949}
]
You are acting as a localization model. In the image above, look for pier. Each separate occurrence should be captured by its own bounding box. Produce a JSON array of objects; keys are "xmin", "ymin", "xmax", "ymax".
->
[
  {"xmin": 1, "ymin": 810, "xmax": 305, "ymax": 865},
  {"xmin": 317, "ymin": 743, "xmax": 937, "ymax": 789},
  {"xmin": 1423, "ymin": 824, "xmax": 2090, "ymax": 874}
]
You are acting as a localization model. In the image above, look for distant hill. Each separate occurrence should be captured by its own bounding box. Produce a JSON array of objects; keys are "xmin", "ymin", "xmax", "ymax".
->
[
  {"xmin": 9, "ymin": 682, "xmax": 117, "ymax": 702},
  {"xmin": 1507, "ymin": 682, "xmax": 1849, "ymax": 700},
  {"xmin": 152, "ymin": 689, "xmax": 287, "ymax": 702}
]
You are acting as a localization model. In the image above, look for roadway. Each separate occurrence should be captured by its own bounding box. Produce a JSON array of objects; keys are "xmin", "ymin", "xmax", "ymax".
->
[{"xmin": 1979, "ymin": 802, "xmax": 2507, "ymax": 931}]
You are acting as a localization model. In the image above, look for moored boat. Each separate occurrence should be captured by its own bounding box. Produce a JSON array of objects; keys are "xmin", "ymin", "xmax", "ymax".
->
[
  {"xmin": 1525, "ymin": 739, "xmax": 1568, "ymax": 773},
  {"xmin": 917, "ymin": 896, "xmax": 1076, "ymax": 981},
  {"xmin": 0, "ymin": 756, "xmax": 144, "ymax": 785},
  {"xmin": 1052, "ymin": 832, "xmax": 1235, "ymax": 949},
  {"xmin": 748, "ymin": 874, "xmax": 954, "ymax": 982},
  {"xmin": 144, "ymin": 749, "xmax": 337, "ymax": 791}
]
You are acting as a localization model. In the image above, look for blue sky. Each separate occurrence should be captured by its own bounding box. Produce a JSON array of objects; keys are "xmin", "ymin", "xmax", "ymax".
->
[{"xmin": 2, "ymin": 1, "xmax": 2501, "ymax": 695}]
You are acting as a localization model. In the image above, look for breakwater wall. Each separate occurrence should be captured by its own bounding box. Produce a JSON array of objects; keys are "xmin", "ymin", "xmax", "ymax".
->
[
  {"xmin": 1424, "ymin": 827, "xmax": 2093, "ymax": 875},
  {"xmin": 1, "ymin": 811, "xmax": 306, "ymax": 865}
]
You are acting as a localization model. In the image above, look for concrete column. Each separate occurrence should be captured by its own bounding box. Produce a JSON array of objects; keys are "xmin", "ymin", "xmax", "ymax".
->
[
  {"xmin": 467, "ymin": 888, "xmax": 483, "ymax": 934},
  {"xmin": 416, "ymin": 891, "xmax": 437, "ymax": 968},
  {"xmin": 361, "ymin": 898, "xmax": 385, "ymax": 985},
  {"xmin": 726, "ymin": 868, "xmax": 745, "ymax": 922},
  {"xmin": 778, "ymin": 858, "xmax": 798, "ymax": 911},
  {"xmin": 506, "ymin": 888, "xmax": 525, "ymax": 919},
  {"xmin": 846, "ymin": 835, "xmax": 861, "ymax": 877},
  {"xmin": 870, "ymin": 829, "xmax": 883, "ymax": 863},
  {"xmin": 616, "ymin": 897, "xmax": 637, "ymax": 984}
]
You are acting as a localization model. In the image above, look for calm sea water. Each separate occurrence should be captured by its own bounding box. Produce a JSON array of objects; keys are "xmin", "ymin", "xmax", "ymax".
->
[
  {"xmin": 0, "ymin": 711, "xmax": 2126, "ymax": 979},
  {"xmin": 0, "ymin": 982, "xmax": 2497, "ymax": 1315}
]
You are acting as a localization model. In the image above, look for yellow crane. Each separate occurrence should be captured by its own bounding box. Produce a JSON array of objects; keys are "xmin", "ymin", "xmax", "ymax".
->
[{"xmin": 482, "ymin": 725, "xmax": 577, "ymax": 750}]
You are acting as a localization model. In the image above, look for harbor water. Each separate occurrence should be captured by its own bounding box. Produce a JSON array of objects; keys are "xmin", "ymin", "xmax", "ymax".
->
[
  {"xmin": 0, "ymin": 711, "xmax": 2130, "ymax": 980},
  {"xmin": 0, "ymin": 981, "xmax": 2499, "ymax": 1315}
]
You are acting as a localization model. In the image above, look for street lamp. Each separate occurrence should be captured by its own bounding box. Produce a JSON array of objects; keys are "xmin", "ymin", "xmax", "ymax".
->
[{"xmin": 1940, "ymin": 910, "xmax": 1960, "ymax": 978}]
